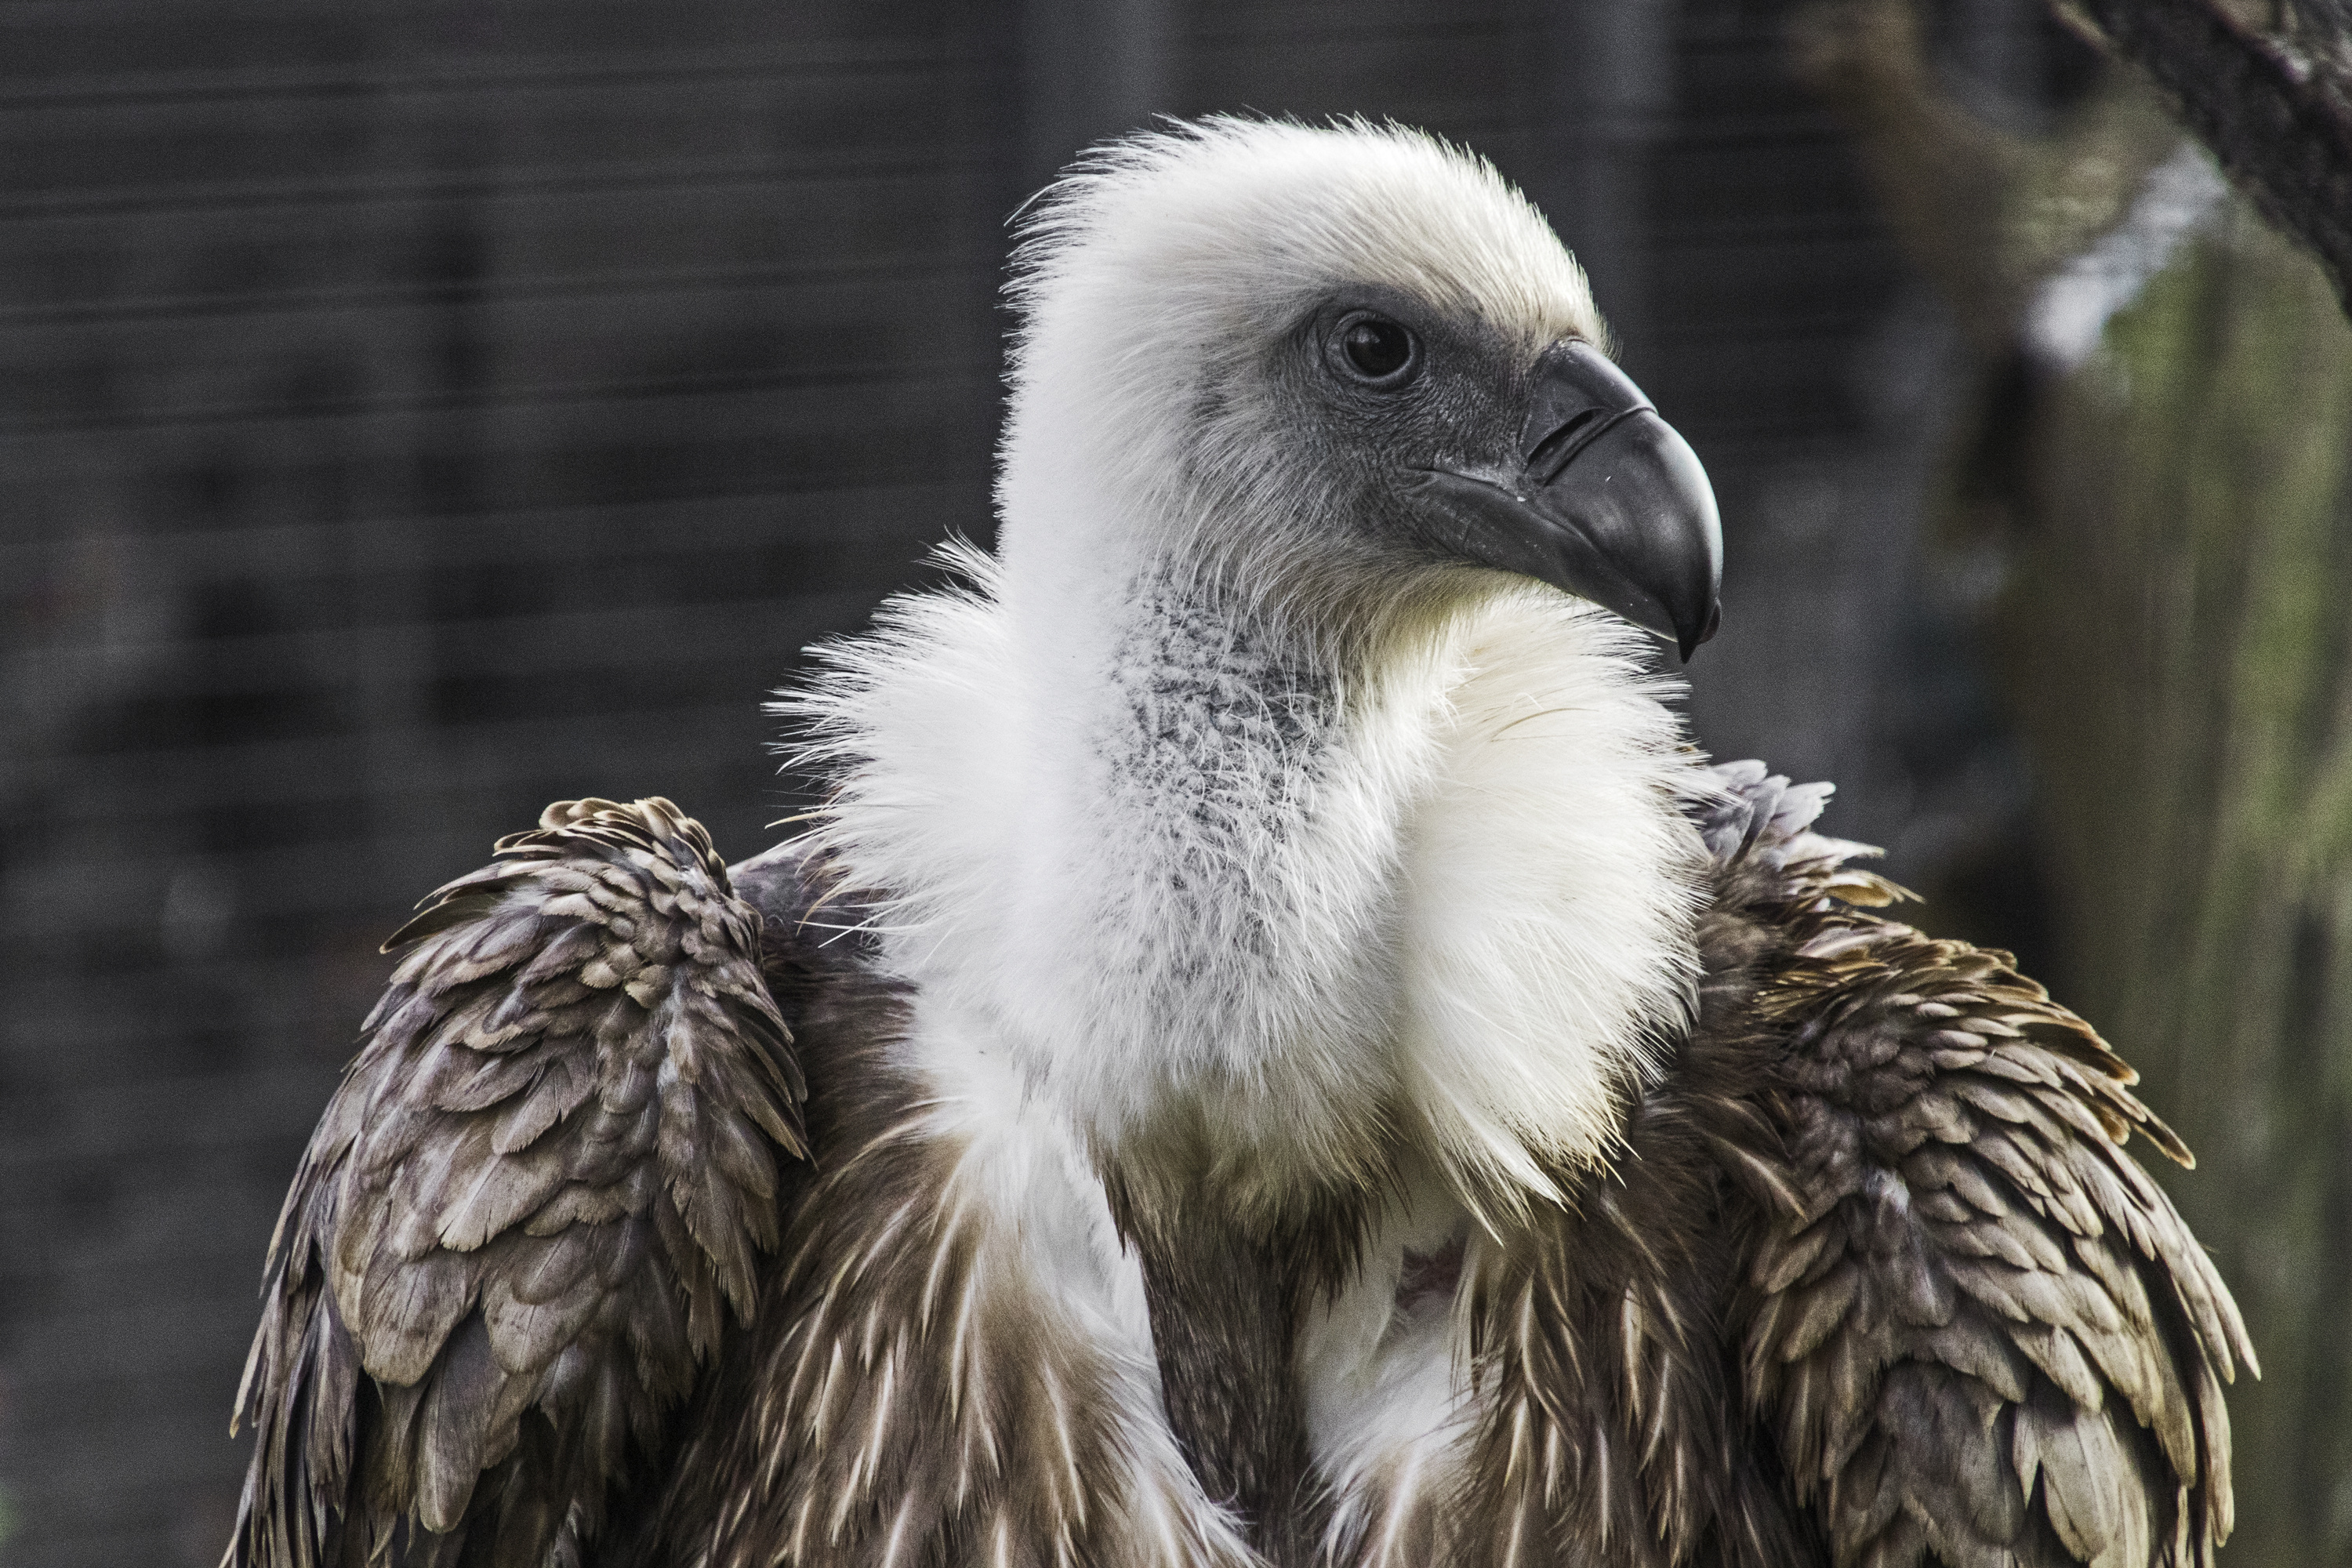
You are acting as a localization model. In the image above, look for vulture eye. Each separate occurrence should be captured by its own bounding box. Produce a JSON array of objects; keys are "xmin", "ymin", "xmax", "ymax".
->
[{"xmin": 1333, "ymin": 314, "xmax": 1418, "ymax": 386}]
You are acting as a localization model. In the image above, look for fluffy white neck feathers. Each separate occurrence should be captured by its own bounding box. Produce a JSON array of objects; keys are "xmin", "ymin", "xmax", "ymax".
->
[{"xmin": 785, "ymin": 551, "xmax": 1706, "ymax": 1214}]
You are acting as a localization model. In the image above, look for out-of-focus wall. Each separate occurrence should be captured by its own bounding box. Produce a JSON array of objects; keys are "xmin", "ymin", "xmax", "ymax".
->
[{"xmin": 0, "ymin": 1, "xmax": 1964, "ymax": 1560}]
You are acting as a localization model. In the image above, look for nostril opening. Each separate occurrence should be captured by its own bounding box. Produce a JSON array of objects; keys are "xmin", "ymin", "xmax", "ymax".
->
[{"xmin": 1524, "ymin": 408, "xmax": 1603, "ymax": 484}]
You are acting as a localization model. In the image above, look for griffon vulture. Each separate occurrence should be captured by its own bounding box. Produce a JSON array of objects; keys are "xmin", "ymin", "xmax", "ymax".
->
[{"xmin": 226, "ymin": 118, "xmax": 2251, "ymax": 1568}]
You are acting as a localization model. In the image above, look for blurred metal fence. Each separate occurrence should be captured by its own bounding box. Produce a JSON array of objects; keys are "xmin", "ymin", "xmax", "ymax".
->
[{"xmin": 0, "ymin": 0, "xmax": 1969, "ymax": 1559}]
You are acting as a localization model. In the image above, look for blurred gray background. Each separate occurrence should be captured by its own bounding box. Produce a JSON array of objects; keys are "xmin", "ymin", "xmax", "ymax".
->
[{"xmin": 0, "ymin": 0, "xmax": 2126, "ymax": 1560}]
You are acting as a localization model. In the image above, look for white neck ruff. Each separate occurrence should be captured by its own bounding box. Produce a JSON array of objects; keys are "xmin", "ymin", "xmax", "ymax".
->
[{"xmin": 782, "ymin": 547, "xmax": 1708, "ymax": 1214}]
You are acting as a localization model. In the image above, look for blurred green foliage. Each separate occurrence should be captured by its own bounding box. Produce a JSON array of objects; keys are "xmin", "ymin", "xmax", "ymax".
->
[{"xmin": 2004, "ymin": 209, "xmax": 2352, "ymax": 1563}]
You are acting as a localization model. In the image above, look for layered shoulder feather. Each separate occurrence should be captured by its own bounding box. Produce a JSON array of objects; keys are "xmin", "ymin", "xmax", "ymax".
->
[
  {"xmin": 226, "ymin": 799, "xmax": 807, "ymax": 1568},
  {"xmin": 1450, "ymin": 762, "xmax": 2251, "ymax": 1568},
  {"xmin": 1714, "ymin": 763, "xmax": 2256, "ymax": 1568}
]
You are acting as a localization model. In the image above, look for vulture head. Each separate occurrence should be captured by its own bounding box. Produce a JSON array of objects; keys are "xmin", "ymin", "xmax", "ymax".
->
[{"xmin": 998, "ymin": 117, "xmax": 1722, "ymax": 661}]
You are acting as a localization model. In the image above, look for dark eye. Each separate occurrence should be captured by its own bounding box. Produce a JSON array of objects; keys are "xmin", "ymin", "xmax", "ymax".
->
[{"xmin": 1334, "ymin": 314, "xmax": 1417, "ymax": 385}]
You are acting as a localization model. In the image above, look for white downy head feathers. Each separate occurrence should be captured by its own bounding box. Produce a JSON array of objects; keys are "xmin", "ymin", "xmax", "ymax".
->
[{"xmin": 1000, "ymin": 116, "xmax": 1608, "ymax": 642}]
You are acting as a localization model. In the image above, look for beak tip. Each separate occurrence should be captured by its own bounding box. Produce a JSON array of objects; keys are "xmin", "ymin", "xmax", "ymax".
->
[{"xmin": 1674, "ymin": 600, "xmax": 1721, "ymax": 664}]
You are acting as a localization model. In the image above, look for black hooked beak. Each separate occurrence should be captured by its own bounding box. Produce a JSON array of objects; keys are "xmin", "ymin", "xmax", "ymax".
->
[{"xmin": 1414, "ymin": 341, "xmax": 1722, "ymax": 660}]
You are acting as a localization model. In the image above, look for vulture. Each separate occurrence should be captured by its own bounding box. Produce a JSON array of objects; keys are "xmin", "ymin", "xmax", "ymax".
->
[{"xmin": 227, "ymin": 118, "xmax": 2252, "ymax": 1568}]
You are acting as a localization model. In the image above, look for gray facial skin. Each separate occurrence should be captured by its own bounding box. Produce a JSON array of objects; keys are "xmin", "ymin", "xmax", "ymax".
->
[{"xmin": 1273, "ymin": 289, "xmax": 1723, "ymax": 661}]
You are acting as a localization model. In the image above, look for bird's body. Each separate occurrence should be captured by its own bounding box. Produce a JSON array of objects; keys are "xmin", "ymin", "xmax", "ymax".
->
[{"xmin": 227, "ymin": 121, "xmax": 2250, "ymax": 1568}]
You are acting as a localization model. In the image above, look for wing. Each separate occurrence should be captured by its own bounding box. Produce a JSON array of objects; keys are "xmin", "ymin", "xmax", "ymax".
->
[
  {"xmin": 1711, "ymin": 764, "xmax": 2257, "ymax": 1568},
  {"xmin": 225, "ymin": 797, "xmax": 807, "ymax": 1568}
]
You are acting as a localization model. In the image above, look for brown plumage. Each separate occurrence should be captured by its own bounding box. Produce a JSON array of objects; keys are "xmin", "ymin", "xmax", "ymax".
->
[
  {"xmin": 225, "ymin": 799, "xmax": 805, "ymax": 1568},
  {"xmin": 597, "ymin": 851, "xmax": 1173, "ymax": 1568},
  {"xmin": 1423, "ymin": 763, "xmax": 2250, "ymax": 1568},
  {"xmin": 226, "ymin": 771, "xmax": 2249, "ymax": 1568}
]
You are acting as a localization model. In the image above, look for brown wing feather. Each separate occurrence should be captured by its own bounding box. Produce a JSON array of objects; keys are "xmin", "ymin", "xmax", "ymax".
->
[
  {"xmin": 225, "ymin": 798, "xmax": 807, "ymax": 1568},
  {"xmin": 1717, "ymin": 764, "xmax": 2255, "ymax": 1568}
]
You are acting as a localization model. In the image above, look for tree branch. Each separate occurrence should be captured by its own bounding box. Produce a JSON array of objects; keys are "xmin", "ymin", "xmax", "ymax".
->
[{"xmin": 2056, "ymin": 0, "xmax": 2352, "ymax": 311}]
